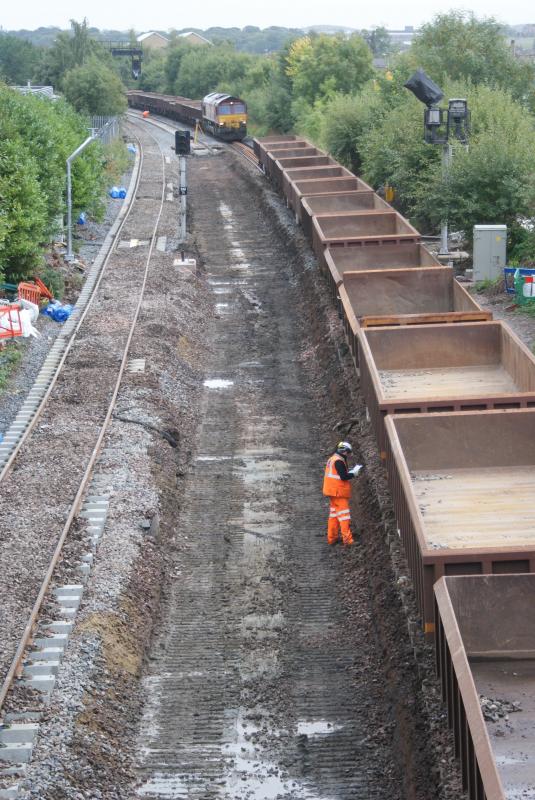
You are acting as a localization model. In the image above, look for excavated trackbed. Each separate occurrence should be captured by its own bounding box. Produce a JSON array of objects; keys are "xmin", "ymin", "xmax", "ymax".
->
[{"xmin": 135, "ymin": 151, "xmax": 424, "ymax": 799}]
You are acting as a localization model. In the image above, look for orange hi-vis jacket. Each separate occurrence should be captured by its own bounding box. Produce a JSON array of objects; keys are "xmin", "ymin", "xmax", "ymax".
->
[{"xmin": 323, "ymin": 454, "xmax": 352, "ymax": 499}]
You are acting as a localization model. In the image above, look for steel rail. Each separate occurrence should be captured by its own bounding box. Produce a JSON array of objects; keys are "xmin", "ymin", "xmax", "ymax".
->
[
  {"xmin": 0, "ymin": 141, "xmax": 142, "ymax": 488},
  {"xmin": 231, "ymin": 141, "xmax": 263, "ymax": 172},
  {"xmin": 0, "ymin": 121, "xmax": 167, "ymax": 713},
  {"xmin": 126, "ymin": 109, "xmax": 218, "ymax": 154}
]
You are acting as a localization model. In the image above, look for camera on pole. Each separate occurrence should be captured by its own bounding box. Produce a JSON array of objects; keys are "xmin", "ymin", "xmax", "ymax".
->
[
  {"xmin": 404, "ymin": 69, "xmax": 471, "ymax": 257},
  {"xmin": 404, "ymin": 69, "xmax": 470, "ymax": 145}
]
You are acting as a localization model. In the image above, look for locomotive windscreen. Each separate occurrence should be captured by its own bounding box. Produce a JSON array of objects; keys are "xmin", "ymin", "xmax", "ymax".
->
[{"xmin": 219, "ymin": 103, "xmax": 246, "ymax": 115}]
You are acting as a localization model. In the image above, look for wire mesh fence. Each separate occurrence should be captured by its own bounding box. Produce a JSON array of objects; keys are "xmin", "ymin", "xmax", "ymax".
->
[{"xmin": 89, "ymin": 116, "xmax": 121, "ymax": 144}]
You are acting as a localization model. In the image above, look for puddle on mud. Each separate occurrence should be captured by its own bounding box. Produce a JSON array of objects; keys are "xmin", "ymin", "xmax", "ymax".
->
[
  {"xmin": 207, "ymin": 278, "xmax": 248, "ymax": 286},
  {"xmin": 222, "ymin": 710, "xmax": 303, "ymax": 800},
  {"xmin": 297, "ymin": 720, "xmax": 342, "ymax": 736},
  {"xmin": 219, "ymin": 201, "xmax": 234, "ymax": 220},
  {"xmin": 203, "ymin": 379, "xmax": 234, "ymax": 389},
  {"xmin": 196, "ymin": 455, "xmax": 233, "ymax": 462}
]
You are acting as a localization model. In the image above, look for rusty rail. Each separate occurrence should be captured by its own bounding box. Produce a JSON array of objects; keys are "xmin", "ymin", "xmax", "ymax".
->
[{"xmin": 0, "ymin": 121, "xmax": 166, "ymax": 713}]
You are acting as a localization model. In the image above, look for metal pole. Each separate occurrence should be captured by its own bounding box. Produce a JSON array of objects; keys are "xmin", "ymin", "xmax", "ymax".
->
[
  {"xmin": 439, "ymin": 143, "xmax": 452, "ymax": 256},
  {"xmin": 179, "ymin": 155, "xmax": 187, "ymax": 242},
  {"xmin": 65, "ymin": 135, "xmax": 96, "ymax": 262}
]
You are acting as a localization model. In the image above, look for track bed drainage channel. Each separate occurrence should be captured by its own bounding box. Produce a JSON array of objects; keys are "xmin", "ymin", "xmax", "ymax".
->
[{"xmin": 134, "ymin": 152, "xmax": 403, "ymax": 798}]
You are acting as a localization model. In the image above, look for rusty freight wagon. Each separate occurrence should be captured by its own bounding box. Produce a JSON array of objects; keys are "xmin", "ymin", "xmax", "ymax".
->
[
  {"xmin": 264, "ymin": 146, "xmax": 320, "ymax": 180},
  {"xmin": 272, "ymin": 153, "xmax": 336, "ymax": 189},
  {"xmin": 435, "ymin": 573, "xmax": 535, "ymax": 800},
  {"xmin": 252, "ymin": 134, "xmax": 304, "ymax": 160},
  {"xmin": 359, "ymin": 321, "xmax": 535, "ymax": 453},
  {"xmin": 311, "ymin": 210, "xmax": 420, "ymax": 271},
  {"xmin": 299, "ymin": 191, "xmax": 390, "ymax": 243},
  {"xmin": 292, "ymin": 177, "xmax": 373, "ymax": 224},
  {"xmin": 339, "ymin": 267, "xmax": 490, "ymax": 366},
  {"xmin": 283, "ymin": 166, "xmax": 355, "ymax": 211},
  {"xmin": 324, "ymin": 242, "xmax": 441, "ymax": 291},
  {"xmin": 254, "ymin": 138, "xmax": 312, "ymax": 172},
  {"xmin": 385, "ymin": 409, "xmax": 535, "ymax": 634}
]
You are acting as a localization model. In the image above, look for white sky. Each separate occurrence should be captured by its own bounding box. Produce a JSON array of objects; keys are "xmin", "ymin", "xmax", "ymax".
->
[{"xmin": 0, "ymin": 1, "xmax": 530, "ymax": 33}]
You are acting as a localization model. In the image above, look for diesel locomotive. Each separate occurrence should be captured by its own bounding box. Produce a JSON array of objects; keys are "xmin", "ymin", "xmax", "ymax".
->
[{"xmin": 127, "ymin": 90, "xmax": 247, "ymax": 141}]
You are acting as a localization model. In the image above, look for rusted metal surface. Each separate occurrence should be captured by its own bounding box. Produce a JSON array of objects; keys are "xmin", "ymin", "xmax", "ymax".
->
[
  {"xmin": 264, "ymin": 146, "xmax": 320, "ymax": 179},
  {"xmin": 311, "ymin": 211, "xmax": 421, "ymax": 270},
  {"xmin": 323, "ymin": 243, "xmax": 442, "ymax": 312},
  {"xmin": 300, "ymin": 191, "xmax": 389, "ymax": 242},
  {"xmin": 435, "ymin": 573, "xmax": 535, "ymax": 799},
  {"xmin": 325, "ymin": 242, "xmax": 441, "ymax": 287},
  {"xmin": 359, "ymin": 320, "xmax": 535, "ymax": 454},
  {"xmin": 252, "ymin": 134, "xmax": 303, "ymax": 159},
  {"xmin": 338, "ymin": 268, "xmax": 490, "ymax": 364},
  {"xmin": 254, "ymin": 138, "xmax": 311, "ymax": 172},
  {"xmin": 293, "ymin": 177, "xmax": 373, "ymax": 221},
  {"xmin": 128, "ymin": 90, "xmax": 202, "ymax": 125},
  {"xmin": 283, "ymin": 166, "xmax": 355, "ymax": 210},
  {"xmin": 272, "ymin": 154, "xmax": 335, "ymax": 188},
  {"xmin": 384, "ymin": 409, "xmax": 535, "ymax": 633}
]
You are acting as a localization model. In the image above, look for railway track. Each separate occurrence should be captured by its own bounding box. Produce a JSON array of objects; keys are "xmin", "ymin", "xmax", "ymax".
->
[
  {"xmin": 127, "ymin": 108, "xmax": 262, "ymax": 170},
  {"xmin": 0, "ymin": 121, "xmax": 173, "ymax": 786},
  {"xmin": 126, "ymin": 109, "xmax": 220, "ymax": 155}
]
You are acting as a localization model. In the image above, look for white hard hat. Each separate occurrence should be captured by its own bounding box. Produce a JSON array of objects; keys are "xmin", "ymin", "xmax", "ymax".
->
[{"xmin": 336, "ymin": 441, "xmax": 353, "ymax": 454}]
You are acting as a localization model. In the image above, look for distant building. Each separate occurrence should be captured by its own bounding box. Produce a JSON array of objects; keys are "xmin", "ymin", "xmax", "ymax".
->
[
  {"xmin": 14, "ymin": 83, "xmax": 58, "ymax": 100},
  {"xmin": 178, "ymin": 31, "xmax": 212, "ymax": 46},
  {"xmin": 386, "ymin": 26, "xmax": 417, "ymax": 50},
  {"xmin": 137, "ymin": 31, "xmax": 170, "ymax": 50}
]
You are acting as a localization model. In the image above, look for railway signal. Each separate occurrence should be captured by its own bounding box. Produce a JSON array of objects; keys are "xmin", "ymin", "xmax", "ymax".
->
[
  {"xmin": 404, "ymin": 69, "xmax": 470, "ymax": 256},
  {"xmin": 172, "ymin": 130, "xmax": 190, "ymax": 242}
]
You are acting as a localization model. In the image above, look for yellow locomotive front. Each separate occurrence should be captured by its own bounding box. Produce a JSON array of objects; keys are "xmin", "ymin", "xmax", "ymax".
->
[{"xmin": 202, "ymin": 93, "xmax": 247, "ymax": 141}]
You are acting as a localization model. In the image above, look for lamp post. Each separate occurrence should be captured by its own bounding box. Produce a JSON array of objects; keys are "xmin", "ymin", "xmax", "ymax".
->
[
  {"xmin": 65, "ymin": 135, "xmax": 96, "ymax": 262},
  {"xmin": 404, "ymin": 69, "xmax": 470, "ymax": 257}
]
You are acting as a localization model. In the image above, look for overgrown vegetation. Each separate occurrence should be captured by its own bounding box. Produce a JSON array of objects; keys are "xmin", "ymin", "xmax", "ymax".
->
[
  {"xmin": 0, "ymin": 344, "xmax": 23, "ymax": 394},
  {"xmin": 0, "ymin": 83, "xmax": 126, "ymax": 283}
]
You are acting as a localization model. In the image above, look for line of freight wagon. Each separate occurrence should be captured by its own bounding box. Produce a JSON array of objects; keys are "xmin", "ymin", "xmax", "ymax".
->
[{"xmin": 253, "ymin": 134, "xmax": 535, "ymax": 800}]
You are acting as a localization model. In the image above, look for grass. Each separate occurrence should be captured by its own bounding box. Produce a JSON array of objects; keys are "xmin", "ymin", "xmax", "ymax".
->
[{"xmin": 0, "ymin": 342, "xmax": 23, "ymax": 394}]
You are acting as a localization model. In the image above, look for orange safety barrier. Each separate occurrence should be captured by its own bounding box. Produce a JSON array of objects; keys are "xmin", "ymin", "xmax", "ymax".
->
[
  {"xmin": 34, "ymin": 277, "xmax": 53, "ymax": 300},
  {"xmin": 0, "ymin": 304, "xmax": 23, "ymax": 339},
  {"xmin": 17, "ymin": 282, "xmax": 41, "ymax": 305}
]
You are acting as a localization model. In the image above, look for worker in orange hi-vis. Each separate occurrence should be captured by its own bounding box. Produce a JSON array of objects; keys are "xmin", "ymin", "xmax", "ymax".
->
[{"xmin": 323, "ymin": 441, "xmax": 363, "ymax": 546}]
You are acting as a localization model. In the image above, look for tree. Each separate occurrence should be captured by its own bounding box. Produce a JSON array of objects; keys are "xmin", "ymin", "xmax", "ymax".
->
[
  {"xmin": 361, "ymin": 27, "xmax": 392, "ymax": 57},
  {"xmin": 285, "ymin": 34, "xmax": 374, "ymax": 105},
  {"xmin": 175, "ymin": 45, "xmax": 253, "ymax": 99},
  {"xmin": 36, "ymin": 18, "xmax": 111, "ymax": 90},
  {"xmin": 321, "ymin": 86, "xmax": 387, "ymax": 173},
  {"xmin": 423, "ymin": 85, "xmax": 535, "ymax": 244},
  {"xmin": 0, "ymin": 84, "xmax": 108, "ymax": 279},
  {"xmin": 139, "ymin": 52, "xmax": 166, "ymax": 92},
  {"xmin": 164, "ymin": 41, "xmax": 194, "ymax": 94},
  {"xmin": 62, "ymin": 57, "xmax": 127, "ymax": 115},
  {"xmin": 0, "ymin": 34, "xmax": 41, "ymax": 84},
  {"xmin": 411, "ymin": 12, "xmax": 535, "ymax": 103}
]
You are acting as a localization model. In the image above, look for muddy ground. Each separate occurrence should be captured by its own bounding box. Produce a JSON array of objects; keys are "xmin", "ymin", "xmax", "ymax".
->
[{"xmin": 11, "ymin": 122, "xmax": 464, "ymax": 800}]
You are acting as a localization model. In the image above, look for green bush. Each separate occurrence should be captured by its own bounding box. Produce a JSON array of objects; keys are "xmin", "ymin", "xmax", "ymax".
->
[{"xmin": 0, "ymin": 84, "xmax": 108, "ymax": 281}]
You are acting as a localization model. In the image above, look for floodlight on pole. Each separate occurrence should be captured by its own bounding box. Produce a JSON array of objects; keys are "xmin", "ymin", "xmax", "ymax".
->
[{"xmin": 404, "ymin": 69, "xmax": 470, "ymax": 256}]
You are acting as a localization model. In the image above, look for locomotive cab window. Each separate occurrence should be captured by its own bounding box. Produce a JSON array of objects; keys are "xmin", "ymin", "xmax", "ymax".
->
[{"xmin": 219, "ymin": 103, "xmax": 246, "ymax": 115}]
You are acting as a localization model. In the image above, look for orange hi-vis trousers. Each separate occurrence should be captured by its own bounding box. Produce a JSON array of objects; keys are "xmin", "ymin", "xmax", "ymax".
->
[{"xmin": 327, "ymin": 496, "xmax": 354, "ymax": 545}]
